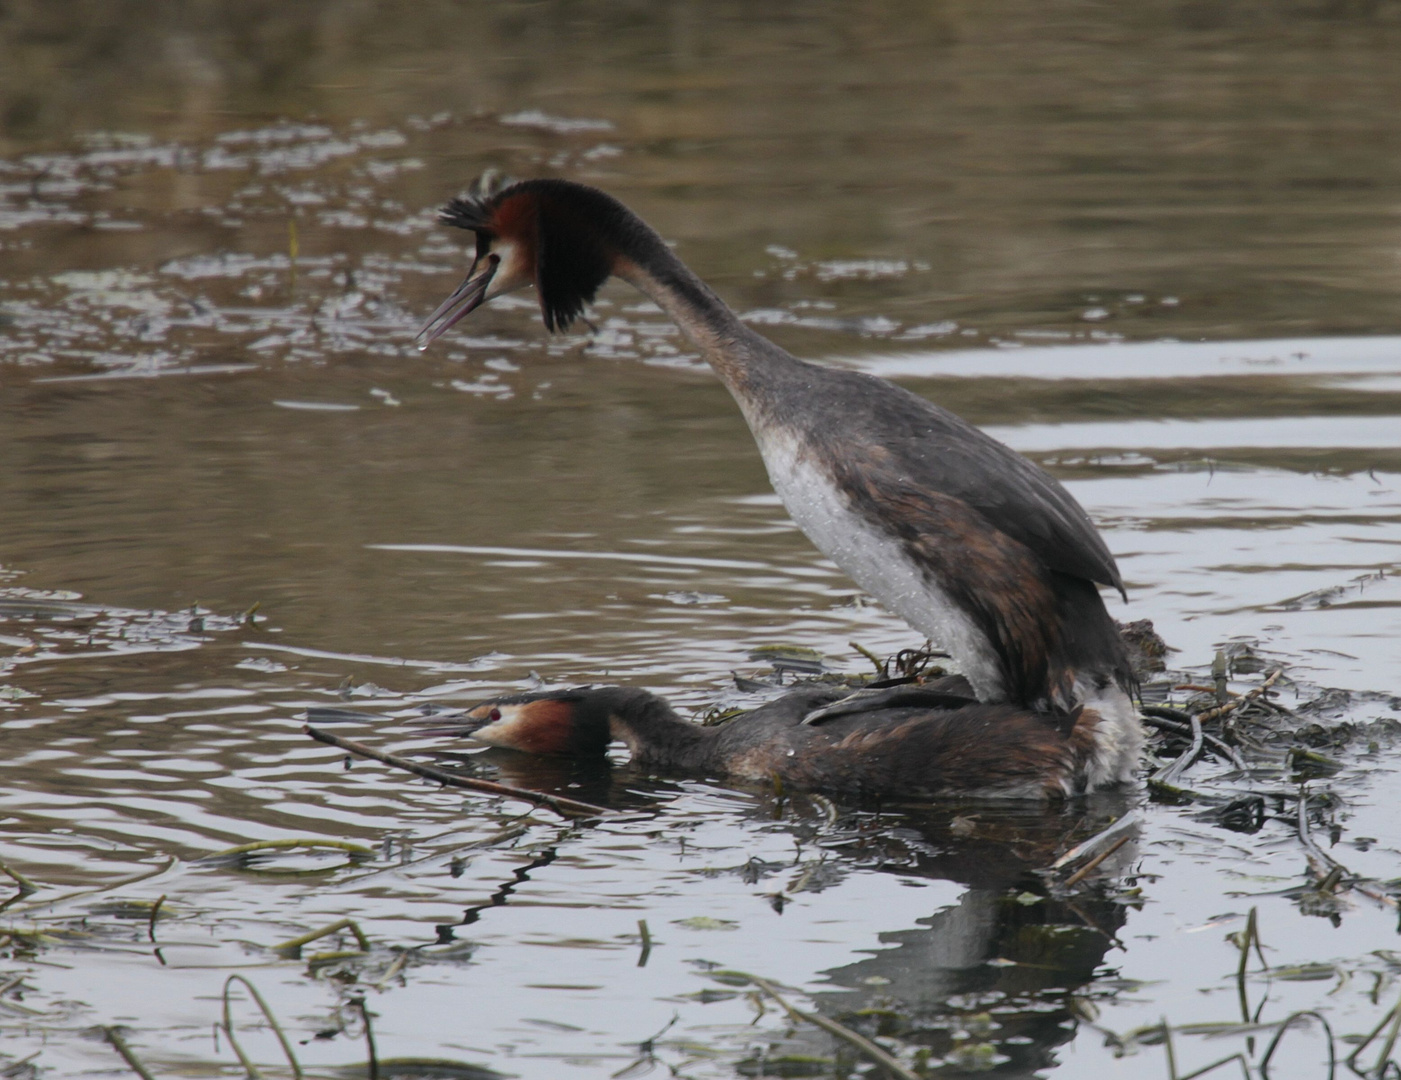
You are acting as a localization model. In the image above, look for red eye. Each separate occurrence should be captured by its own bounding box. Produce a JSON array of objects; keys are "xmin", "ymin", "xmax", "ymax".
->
[{"xmin": 489, "ymin": 708, "xmax": 502, "ymax": 722}]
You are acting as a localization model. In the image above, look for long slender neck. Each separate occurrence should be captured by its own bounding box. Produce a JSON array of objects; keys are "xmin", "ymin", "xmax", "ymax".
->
[
  {"xmin": 612, "ymin": 231, "xmax": 808, "ymax": 406},
  {"xmin": 593, "ymin": 686, "xmax": 715, "ymax": 770}
]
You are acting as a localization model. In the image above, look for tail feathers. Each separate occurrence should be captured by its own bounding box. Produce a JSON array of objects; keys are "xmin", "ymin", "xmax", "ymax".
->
[{"xmin": 1042, "ymin": 571, "xmax": 1137, "ymax": 715}]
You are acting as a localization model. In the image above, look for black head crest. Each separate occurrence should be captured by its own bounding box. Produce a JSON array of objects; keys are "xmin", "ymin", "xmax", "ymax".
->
[
  {"xmin": 437, "ymin": 176, "xmax": 651, "ymax": 334},
  {"xmin": 439, "ymin": 170, "xmax": 515, "ymax": 234},
  {"xmin": 532, "ymin": 184, "xmax": 620, "ymax": 332}
]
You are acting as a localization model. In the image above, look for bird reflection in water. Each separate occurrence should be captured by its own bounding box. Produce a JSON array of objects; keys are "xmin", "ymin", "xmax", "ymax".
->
[{"xmin": 434, "ymin": 736, "xmax": 1135, "ymax": 1074}]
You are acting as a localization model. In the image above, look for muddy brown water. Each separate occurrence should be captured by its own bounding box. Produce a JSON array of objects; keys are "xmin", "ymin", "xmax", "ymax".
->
[{"xmin": 3, "ymin": 4, "xmax": 1401, "ymax": 1078}]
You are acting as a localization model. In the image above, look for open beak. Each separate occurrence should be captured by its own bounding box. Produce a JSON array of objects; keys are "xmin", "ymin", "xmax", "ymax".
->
[{"xmin": 414, "ymin": 254, "xmax": 499, "ymax": 350}]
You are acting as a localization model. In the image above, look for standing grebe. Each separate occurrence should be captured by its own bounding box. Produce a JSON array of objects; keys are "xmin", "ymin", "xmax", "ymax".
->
[
  {"xmin": 416, "ymin": 177, "xmax": 1141, "ymax": 786},
  {"xmin": 425, "ymin": 678, "xmax": 1118, "ymax": 800}
]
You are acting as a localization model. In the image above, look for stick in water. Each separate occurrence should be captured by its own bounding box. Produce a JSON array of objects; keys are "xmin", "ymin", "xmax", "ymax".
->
[{"xmin": 303, "ymin": 724, "xmax": 612, "ymax": 818}]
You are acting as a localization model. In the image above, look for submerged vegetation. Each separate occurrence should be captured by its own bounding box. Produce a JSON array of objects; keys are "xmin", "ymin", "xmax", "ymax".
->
[{"xmin": 3, "ymin": 588, "xmax": 1401, "ymax": 1078}]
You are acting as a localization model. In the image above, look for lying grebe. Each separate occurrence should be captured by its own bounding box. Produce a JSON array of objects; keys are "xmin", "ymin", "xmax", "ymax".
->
[
  {"xmin": 416, "ymin": 176, "xmax": 1142, "ymax": 787},
  {"xmin": 428, "ymin": 677, "xmax": 1117, "ymax": 800}
]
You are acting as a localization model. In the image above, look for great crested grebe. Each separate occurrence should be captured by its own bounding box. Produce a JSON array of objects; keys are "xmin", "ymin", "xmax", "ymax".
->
[
  {"xmin": 416, "ymin": 176, "xmax": 1142, "ymax": 787},
  {"xmin": 426, "ymin": 677, "xmax": 1119, "ymax": 800}
]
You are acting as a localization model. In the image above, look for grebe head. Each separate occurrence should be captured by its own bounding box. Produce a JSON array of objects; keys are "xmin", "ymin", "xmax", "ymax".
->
[
  {"xmin": 416, "ymin": 175, "xmax": 643, "ymax": 347},
  {"xmin": 440, "ymin": 689, "xmax": 616, "ymax": 756}
]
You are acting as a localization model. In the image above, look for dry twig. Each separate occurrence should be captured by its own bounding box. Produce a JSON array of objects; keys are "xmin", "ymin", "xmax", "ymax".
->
[
  {"xmin": 1051, "ymin": 812, "xmax": 1140, "ymax": 873},
  {"xmin": 304, "ymin": 724, "xmax": 611, "ymax": 818},
  {"xmin": 1063, "ymin": 836, "xmax": 1132, "ymax": 888},
  {"xmin": 744, "ymin": 973, "xmax": 920, "ymax": 1080},
  {"xmin": 1195, "ymin": 668, "xmax": 1284, "ymax": 725},
  {"xmin": 102, "ymin": 1026, "xmax": 158, "ymax": 1080}
]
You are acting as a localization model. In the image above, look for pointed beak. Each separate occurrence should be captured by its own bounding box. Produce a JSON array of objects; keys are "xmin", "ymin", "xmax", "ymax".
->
[
  {"xmin": 406, "ymin": 705, "xmax": 498, "ymax": 739},
  {"xmin": 412, "ymin": 723, "xmax": 484, "ymax": 738},
  {"xmin": 414, "ymin": 254, "xmax": 499, "ymax": 350},
  {"xmin": 409, "ymin": 717, "xmax": 490, "ymax": 745}
]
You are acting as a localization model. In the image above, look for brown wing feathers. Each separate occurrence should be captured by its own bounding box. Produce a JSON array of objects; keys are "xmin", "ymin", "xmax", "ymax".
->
[
  {"xmin": 776, "ymin": 705, "xmax": 1075, "ymax": 798},
  {"xmin": 830, "ymin": 445, "xmax": 1072, "ymax": 711},
  {"xmin": 827, "ymin": 437, "xmax": 1132, "ymax": 714}
]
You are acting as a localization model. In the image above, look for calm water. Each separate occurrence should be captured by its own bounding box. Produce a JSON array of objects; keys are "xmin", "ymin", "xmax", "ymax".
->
[{"xmin": 3, "ymin": 4, "xmax": 1401, "ymax": 1078}]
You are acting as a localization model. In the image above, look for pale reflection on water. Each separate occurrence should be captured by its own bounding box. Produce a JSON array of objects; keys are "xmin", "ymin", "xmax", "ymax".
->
[{"xmin": 2, "ymin": 3, "xmax": 1401, "ymax": 1078}]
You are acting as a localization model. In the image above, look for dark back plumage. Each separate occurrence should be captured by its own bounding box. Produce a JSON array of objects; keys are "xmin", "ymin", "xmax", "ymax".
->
[{"xmin": 449, "ymin": 681, "xmax": 1119, "ymax": 800}]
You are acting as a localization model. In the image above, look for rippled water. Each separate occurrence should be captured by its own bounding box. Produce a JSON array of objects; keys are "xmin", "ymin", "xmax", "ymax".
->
[{"xmin": 3, "ymin": 4, "xmax": 1401, "ymax": 1079}]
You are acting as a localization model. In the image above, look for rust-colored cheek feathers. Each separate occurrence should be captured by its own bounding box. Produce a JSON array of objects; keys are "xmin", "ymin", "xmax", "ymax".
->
[
  {"xmin": 468, "ymin": 700, "xmax": 580, "ymax": 755},
  {"xmin": 440, "ymin": 179, "xmax": 635, "ymax": 333},
  {"xmin": 489, "ymin": 190, "xmax": 536, "ymax": 242}
]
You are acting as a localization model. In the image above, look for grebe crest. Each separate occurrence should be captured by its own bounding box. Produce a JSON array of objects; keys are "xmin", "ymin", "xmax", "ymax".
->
[{"xmin": 420, "ymin": 176, "xmax": 674, "ymax": 342}]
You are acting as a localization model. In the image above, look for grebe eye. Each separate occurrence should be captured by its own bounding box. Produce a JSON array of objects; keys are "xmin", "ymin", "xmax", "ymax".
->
[{"xmin": 489, "ymin": 708, "xmax": 501, "ymax": 722}]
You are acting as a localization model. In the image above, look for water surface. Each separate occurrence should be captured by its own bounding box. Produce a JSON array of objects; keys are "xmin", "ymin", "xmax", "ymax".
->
[{"xmin": 3, "ymin": 4, "xmax": 1401, "ymax": 1078}]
